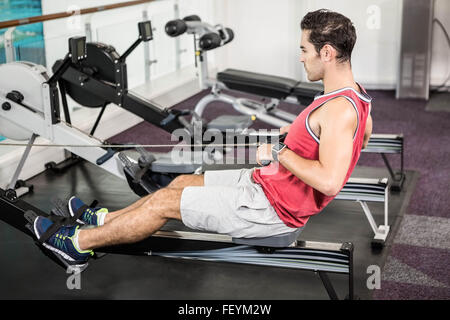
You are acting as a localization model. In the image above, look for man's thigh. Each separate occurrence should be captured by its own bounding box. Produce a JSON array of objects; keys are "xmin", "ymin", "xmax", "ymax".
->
[
  {"xmin": 179, "ymin": 183, "xmax": 294, "ymax": 238},
  {"xmin": 204, "ymin": 168, "xmax": 254, "ymax": 187},
  {"xmin": 166, "ymin": 168, "xmax": 254, "ymax": 189},
  {"xmin": 167, "ymin": 174, "xmax": 204, "ymax": 189}
]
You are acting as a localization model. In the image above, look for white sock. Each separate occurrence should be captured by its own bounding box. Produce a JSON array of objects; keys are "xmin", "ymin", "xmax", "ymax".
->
[
  {"xmin": 71, "ymin": 228, "xmax": 85, "ymax": 252},
  {"xmin": 96, "ymin": 209, "xmax": 108, "ymax": 226}
]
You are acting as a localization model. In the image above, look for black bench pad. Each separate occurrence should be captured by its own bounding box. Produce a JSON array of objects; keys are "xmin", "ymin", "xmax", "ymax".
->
[
  {"xmin": 292, "ymin": 82, "xmax": 324, "ymax": 105},
  {"xmin": 217, "ymin": 68, "xmax": 299, "ymax": 99}
]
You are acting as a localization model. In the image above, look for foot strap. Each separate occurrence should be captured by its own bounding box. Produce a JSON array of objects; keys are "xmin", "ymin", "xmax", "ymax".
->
[
  {"xmin": 37, "ymin": 215, "xmax": 76, "ymax": 244},
  {"xmin": 73, "ymin": 204, "xmax": 89, "ymax": 222}
]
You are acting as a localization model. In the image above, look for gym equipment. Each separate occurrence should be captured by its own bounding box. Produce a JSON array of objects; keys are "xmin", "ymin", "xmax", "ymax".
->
[
  {"xmin": 335, "ymin": 177, "xmax": 390, "ymax": 247},
  {"xmin": 363, "ymin": 134, "xmax": 405, "ymax": 191},
  {"xmin": 0, "ymin": 187, "xmax": 355, "ymax": 300},
  {"xmin": 0, "ymin": 37, "xmax": 127, "ymax": 201},
  {"xmin": 165, "ymin": 16, "xmax": 406, "ymax": 190},
  {"xmin": 52, "ymin": 20, "xmax": 254, "ymax": 151},
  {"xmin": 165, "ymin": 15, "xmax": 321, "ymax": 128}
]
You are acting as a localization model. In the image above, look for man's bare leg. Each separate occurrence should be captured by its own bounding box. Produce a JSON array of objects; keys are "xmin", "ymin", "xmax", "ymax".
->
[
  {"xmin": 103, "ymin": 174, "xmax": 204, "ymax": 224},
  {"xmin": 77, "ymin": 188, "xmax": 184, "ymax": 250},
  {"xmin": 103, "ymin": 193, "xmax": 153, "ymax": 224}
]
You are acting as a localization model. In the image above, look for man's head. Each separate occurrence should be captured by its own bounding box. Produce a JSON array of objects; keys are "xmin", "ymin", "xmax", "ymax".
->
[{"xmin": 299, "ymin": 9, "xmax": 356, "ymax": 81}]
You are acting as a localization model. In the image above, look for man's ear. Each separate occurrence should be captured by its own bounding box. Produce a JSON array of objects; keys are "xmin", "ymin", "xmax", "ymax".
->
[{"xmin": 320, "ymin": 44, "xmax": 336, "ymax": 62}]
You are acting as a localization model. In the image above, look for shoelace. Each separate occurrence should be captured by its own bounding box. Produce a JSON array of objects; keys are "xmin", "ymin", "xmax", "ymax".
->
[
  {"xmin": 84, "ymin": 208, "xmax": 97, "ymax": 225},
  {"xmin": 53, "ymin": 232, "xmax": 69, "ymax": 251}
]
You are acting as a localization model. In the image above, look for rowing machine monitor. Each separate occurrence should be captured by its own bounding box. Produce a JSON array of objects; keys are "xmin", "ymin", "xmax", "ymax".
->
[
  {"xmin": 138, "ymin": 21, "xmax": 153, "ymax": 41},
  {"xmin": 120, "ymin": 21, "xmax": 153, "ymax": 63},
  {"xmin": 69, "ymin": 37, "xmax": 87, "ymax": 63}
]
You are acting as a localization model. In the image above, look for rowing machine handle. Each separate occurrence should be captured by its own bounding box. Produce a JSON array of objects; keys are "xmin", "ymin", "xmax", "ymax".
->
[
  {"xmin": 260, "ymin": 160, "xmax": 271, "ymax": 166},
  {"xmin": 279, "ymin": 132, "xmax": 288, "ymax": 142},
  {"xmin": 259, "ymin": 134, "xmax": 287, "ymax": 167}
]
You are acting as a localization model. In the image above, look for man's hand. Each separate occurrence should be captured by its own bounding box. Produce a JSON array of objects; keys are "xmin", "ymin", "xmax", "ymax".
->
[
  {"xmin": 280, "ymin": 125, "xmax": 291, "ymax": 134},
  {"xmin": 256, "ymin": 143, "xmax": 274, "ymax": 166}
]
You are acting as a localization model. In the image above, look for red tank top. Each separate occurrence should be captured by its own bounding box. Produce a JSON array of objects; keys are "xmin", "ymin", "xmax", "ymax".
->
[{"xmin": 253, "ymin": 84, "xmax": 372, "ymax": 228}]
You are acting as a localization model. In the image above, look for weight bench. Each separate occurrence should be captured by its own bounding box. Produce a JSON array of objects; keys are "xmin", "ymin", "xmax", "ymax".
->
[
  {"xmin": 195, "ymin": 68, "xmax": 321, "ymax": 128},
  {"xmin": 362, "ymin": 134, "xmax": 405, "ymax": 191},
  {"xmin": 216, "ymin": 68, "xmax": 321, "ymax": 105}
]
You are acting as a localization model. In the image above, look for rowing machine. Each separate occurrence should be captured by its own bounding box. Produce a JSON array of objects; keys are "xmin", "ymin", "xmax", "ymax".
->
[{"xmin": 0, "ymin": 186, "xmax": 355, "ymax": 300}]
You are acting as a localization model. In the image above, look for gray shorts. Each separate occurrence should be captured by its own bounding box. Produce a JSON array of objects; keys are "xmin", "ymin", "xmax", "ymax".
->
[{"xmin": 180, "ymin": 168, "xmax": 296, "ymax": 238}]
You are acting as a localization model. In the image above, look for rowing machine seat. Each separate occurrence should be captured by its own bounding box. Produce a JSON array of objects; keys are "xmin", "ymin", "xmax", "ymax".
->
[{"xmin": 232, "ymin": 227, "xmax": 303, "ymax": 248}]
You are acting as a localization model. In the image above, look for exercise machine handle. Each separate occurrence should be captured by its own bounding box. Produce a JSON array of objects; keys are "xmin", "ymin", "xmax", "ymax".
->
[
  {"xmin": 198, "ymin": 27, "xmax": 234, "ymax": 51},
  {"xmin": 260, "ymin": 160, "xmax": 271, "ymax": 166},
  {"xmin": 218, "ymin": 27, "xmax": 234, "ymax": 44},
  {"xmin": 183, "ymin": 15, "xmax": 201, "ymax": 22},
  {"xmin": 198, "ymin": 33, "xmax": 221, "ymax": 50},
  {"xmin": 259, "ymin": 132, "xmax": 287, "ymax": 166},
  {"xmin": 165, "ymin": 19, "xmax": 188, "ymax": 37}
]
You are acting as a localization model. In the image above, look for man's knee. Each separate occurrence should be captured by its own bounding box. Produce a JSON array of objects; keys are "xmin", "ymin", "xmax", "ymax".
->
[{"xmin": 142, "ymin": 188, "xmax": 183, "ymax": 219}]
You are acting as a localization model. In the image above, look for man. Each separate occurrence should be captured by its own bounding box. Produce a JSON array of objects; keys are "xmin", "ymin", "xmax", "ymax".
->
[{"xmin": 33, "ymin": 9, "xmax": 373, "ymax": 268}]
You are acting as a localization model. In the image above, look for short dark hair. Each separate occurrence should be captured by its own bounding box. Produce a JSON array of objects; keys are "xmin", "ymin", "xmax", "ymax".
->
[{"xmin": 301, "ymin": 9, "xmax": 356, "ymax": 63}]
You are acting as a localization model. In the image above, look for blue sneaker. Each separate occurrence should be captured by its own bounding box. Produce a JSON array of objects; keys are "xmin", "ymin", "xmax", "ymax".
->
[
  {"xmin": 33, "ymin": 216, "xmax": 93, "ymax": 268},
  {"xmin": 68, "ymin": 196, "xmax": 108, "ymax": 226}
]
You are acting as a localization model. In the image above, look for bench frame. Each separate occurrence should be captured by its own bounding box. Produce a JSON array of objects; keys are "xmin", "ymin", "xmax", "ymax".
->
[{"xmin": 336, "ymin": 177, "xmax": 390, "ymax": 245}]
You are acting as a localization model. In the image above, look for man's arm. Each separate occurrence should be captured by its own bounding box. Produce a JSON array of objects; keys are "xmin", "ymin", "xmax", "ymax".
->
[
  {"xmin": 362, "ymin": 113, "xmax": 372, "ymax": 149},
  {"xmin": 258, "ymin": 97, "xmax": 357, "ymax": 196}
]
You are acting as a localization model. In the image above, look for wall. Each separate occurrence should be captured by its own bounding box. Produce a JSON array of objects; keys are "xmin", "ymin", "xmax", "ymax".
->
[
  {"xmin": 40, "ymin": 0, "xmax": 217, "ymax": 88},
  {"xmin": 431, "ymin": 0, "xmax": 450, "ymax": 89},
  {"xmin": 214, "ymin": 0, "xmax": 449, "ymax": 90}
]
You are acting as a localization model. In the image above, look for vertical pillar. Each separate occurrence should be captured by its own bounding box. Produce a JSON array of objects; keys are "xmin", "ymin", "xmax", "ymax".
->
[{"xmin": 396, "ymin": 0, "xmax": 435, "ymax": 100}]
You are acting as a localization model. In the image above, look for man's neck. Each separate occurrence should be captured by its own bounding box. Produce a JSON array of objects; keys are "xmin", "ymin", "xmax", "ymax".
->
[{"xmin": 322, "ymin": 63, "xmax": 359, "ymax": 94}]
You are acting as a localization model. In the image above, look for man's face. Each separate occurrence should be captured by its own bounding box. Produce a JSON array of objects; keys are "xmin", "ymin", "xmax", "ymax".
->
[{"xmin": 299, "ymin": 30, "xmax": 324, "ymax": 82}]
